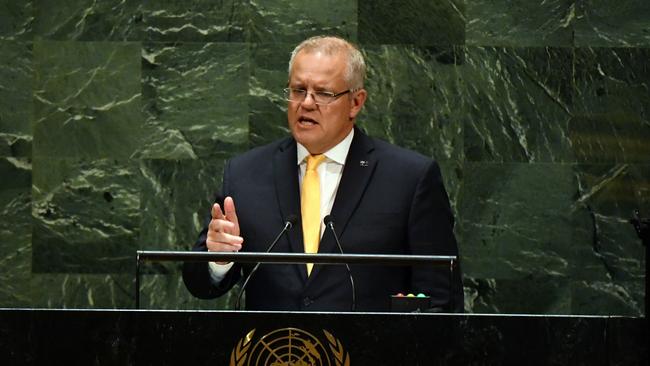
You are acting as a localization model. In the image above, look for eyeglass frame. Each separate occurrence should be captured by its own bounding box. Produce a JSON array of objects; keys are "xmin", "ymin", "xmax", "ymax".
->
[{"xmin": 283, "ymin": 87, "xmax": 355, "ymax": 105}]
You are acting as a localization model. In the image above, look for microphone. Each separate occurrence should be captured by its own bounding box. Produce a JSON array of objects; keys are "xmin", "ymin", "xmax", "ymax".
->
[
  {"xmin": 324, "ymin": 215, "xmax": 356, "ymax": 312},
  {"xmin": 235, "ymin": 214, "xmax": 297, "ymax": 310}
]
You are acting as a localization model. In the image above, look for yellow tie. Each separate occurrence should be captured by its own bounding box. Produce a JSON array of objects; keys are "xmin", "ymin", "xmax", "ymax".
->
[{"xmin": 302, "ymin": 154, "xmax": 326, "ymax": 275}]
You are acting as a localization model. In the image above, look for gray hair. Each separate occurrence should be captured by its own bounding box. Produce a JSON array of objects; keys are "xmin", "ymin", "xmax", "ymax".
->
[{"xmin": 288, "ymin": 36, "xmax": 366, "ymax": 90}]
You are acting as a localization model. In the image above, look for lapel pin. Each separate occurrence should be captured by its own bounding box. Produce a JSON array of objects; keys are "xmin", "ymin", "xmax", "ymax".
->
[{"xmin": 359, "ymin": 160, "xmax": 369, "ymax": 167}]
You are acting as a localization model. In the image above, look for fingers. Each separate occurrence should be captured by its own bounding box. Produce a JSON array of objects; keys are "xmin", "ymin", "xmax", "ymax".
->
[
  {"xmin": 206, "ymin": 233, "xmax": 241, "ymax": 264},
  {"xmin": 223, "ymin": 197, "xmax": 239, "ymax": 229},
  {"xmin": 206, "ymin": 234, "xmax": 242, "ymax": 252},
  {"xmin": 208, "ymin": 217, "xmax": 237, "ymax": 233},
  {"xmin": 206, "ymin": 227, "xmax": 243, "ymax": 251},
  {"xmin": 207, "ymin": 197, "xmax": 243, "ymax": 253},
  {"xmin": 207, "ymin": 220, "xmax": 243, "ymax": 244},
  {"xmin": 211, "ymin": 203, "xmax": 224, "ymax": 220}
]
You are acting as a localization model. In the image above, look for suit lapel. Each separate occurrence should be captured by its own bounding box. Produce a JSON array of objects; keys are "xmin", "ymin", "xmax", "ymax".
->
[
  {"xmin": 309, "ymin": 127, "xmax": 377, "ymax": 280},
  {"xmin": 273, "ymin": 138, "xmax": 308, "ymax": 282}
]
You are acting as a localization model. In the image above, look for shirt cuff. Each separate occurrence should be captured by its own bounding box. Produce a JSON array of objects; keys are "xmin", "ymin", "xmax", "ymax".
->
[{"xmin": 208, "ymin": 261, "xmax": 234, "ymax": 285}]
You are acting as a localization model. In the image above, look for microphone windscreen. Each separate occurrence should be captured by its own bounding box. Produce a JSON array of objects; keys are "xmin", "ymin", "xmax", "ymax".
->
[
  {"xmin": 323, "ymin": 215, "xmax": 333, "ymax": 226},
  {"xmin": 286, "ymin": 214, "xmax": 298, "ymax": 227}
]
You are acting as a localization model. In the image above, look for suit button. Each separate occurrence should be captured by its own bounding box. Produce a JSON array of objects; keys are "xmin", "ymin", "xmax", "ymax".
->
[{"xmin": 302, "ymin": 297, "xmax": 313, "ymax": 307}]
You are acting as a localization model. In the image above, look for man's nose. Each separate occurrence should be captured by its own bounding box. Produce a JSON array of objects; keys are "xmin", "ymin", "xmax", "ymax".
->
[{"xmin": 301, "ymin": 92, "xmax": 317, "ymax": 108}]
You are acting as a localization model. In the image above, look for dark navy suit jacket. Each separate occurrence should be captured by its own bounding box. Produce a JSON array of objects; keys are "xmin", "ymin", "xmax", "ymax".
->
[{"xmin": 183, "ymin": 127, "xmax": 464, "ymax": 312}]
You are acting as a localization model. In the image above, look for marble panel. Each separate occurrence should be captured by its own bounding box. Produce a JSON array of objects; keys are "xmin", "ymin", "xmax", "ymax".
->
[
  {"xmin": 460, "ymin": 163, "xmax": 583, "ymax": 278},
  {"xmin": 30, "ymin": 269, "xmax": 232, "ymax": 310},
  {"xmin": 245, "ymin": 0, "xmax": 357, "ymax": 43},
  {"xmin": 138, "ymin": 273, "xmax": 238, "ymax": 310},
  {"xmin": 573, "ymin": 164, "xmax": 647, "ymax": 275},
  {"xmin": 31, "ymin": 158, "xmax": 140, "ymax": 274},
  {"xmin": 0, "ymin": 0, "xmax": 646, "ymax": 315},
  {"xmin": 137, "ymin": 159, "xmax": 224, "ymax": 250},
  {"xmin": 459, "ymin": 162, "xmax": 585, "ymax": 313},
  {"xmin": 574, "ymin": 0, "xmax": 650, "ymax": 47},
  {"xmin": 142, "ymin": 0, "xmax": 247, "ymax": 42},
  {"xmin": 134, "ymin": 157, "xmax": 260, "ymax": 310},
  {"xmin": 360, "ymin": 45, "xmax": 464, "ymax": 161},
  {"xmin": 465, "ymin": 0, "xmax": 575, "ymax": 47},
  {"xmin": 33, "ymin": 0, "xmax": 144, "ymax": 41},
  {"xmin": 0, "ymin": 157, "xmax": 31, "ymax": 307},
  {"xmin": 464, "ymin": 277, "xmax": 572, "ymax": 314},
  {"xmin": 438, "ymin": 160, "xmax": 463, "ymax": 223},
  {"xmin": 143, "ymin": 0, "xmax": 355, "ymax": 43},
  {"xmin": 460, "ymin": 161, "xmax": 646, "ymax": 315},
  {"xmin": 571, "ymin": 163, "xmax": 647, "ymax": 315},
  {"xmin": 358, "ymin": 0, "xmax": 465, "ymax": 46},
  {"xmin": 32, "ymin": 41, "xmax": 143, "ymax": 159},
  {"xmin": 571, "ymin": 47, "xmax": 650, "ymax": 164},
  {"xmin": 461, "ymin": 47, "xmax": 574, "ymax": 162},
  {"xmin": 0, "ymin": 41, "xmax": 32, "ymax": 158},
  {"xmin": 29, "ymin": 273, "xmax": 133, "ymax": 308},
  {"xmin": 29, "ymin": 263, "xmax": 232, "ymax": 310},
  {"xmin": 0, "ymin": 0, "xmax": 33, "ymax": 41},
  {"xmin": 570, "ymin": 280, "xmax": 644, "ymax": 316},
  {"xmin": 137, "ymin": 42, "xmax": 249, "ymax": 159},
  {"xmin": 249, "ymin": 42, "xmax": 295, "ymax": 148}
]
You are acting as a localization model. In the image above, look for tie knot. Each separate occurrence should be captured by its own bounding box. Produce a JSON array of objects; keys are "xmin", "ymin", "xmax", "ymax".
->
[{"xmin": 306, "ymin": 154, "xmax": 326, "ymax": 171}]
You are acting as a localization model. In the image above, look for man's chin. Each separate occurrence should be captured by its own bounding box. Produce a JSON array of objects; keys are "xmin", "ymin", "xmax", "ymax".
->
[
  {"xmin": 292, "ymin": 128, "xmax": 318, "ymax": 143},
  {"xmin": 292, "ymin": 133, "xmax": 323, "ymax": 153}
]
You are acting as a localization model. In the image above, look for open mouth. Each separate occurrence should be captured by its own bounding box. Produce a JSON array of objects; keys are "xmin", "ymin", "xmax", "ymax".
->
[{"xmin": 298, "ymin": 116, "xmax": 318, "ymax": 126}]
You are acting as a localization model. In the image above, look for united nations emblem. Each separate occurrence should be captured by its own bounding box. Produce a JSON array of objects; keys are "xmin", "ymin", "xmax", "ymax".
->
[{"xmin": 230, "ymin": 327, "xmax": 350, "ymax": 366}]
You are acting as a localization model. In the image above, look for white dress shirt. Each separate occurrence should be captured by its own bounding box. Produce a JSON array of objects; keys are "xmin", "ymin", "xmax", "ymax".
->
[{"xmin": 208, "ymin": 128, "xmax": 355, "ymax": 284}]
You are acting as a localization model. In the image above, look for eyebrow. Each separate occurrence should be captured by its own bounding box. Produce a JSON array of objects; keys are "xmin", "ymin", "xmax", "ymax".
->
[
  {"xmin": 288, "ymin": 76, "xmax": 335, "ymax": 90},
  {"xmin": 288, "ymin": 83, "xmax": 333, "ymax": 92}
]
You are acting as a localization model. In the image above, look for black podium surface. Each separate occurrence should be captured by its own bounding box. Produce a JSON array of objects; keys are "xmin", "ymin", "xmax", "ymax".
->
[{"xmin": 0, "ymin": 309, "xmax": 646, "ymax": 365}]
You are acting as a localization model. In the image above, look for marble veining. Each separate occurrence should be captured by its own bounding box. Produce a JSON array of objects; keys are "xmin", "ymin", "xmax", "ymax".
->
[{"xmin": 0, "ymin": 0, "xmax": 646, "ymax": 315}]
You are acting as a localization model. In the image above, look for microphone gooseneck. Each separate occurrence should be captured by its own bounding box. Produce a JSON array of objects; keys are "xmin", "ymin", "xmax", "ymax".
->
[
  {"xmin": 324, "ymin": 215, "xmax": 356, "ymax": 312},
  {"xmin": 235, "ymin": 215, "xmax": 297, "ymax": 310}
]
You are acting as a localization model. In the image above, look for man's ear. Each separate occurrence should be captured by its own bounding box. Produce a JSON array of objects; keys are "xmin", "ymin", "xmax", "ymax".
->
[{"xmin": 349, "ymin": 88, "xmax": 367, "ymax": 120}]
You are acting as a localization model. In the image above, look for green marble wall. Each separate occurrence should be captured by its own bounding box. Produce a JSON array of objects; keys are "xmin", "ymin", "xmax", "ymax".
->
[{"xmin": 0, "ymin": 0, "xmax": 647, "ymax": 315}]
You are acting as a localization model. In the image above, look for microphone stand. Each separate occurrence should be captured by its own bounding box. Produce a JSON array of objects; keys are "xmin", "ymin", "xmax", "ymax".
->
[
  {"xmin": 324, "ymin": 216, "xmax": 356, "ymax": 312},
  {"xmin": 235, "ymin": 217, "xmax": 296, "ymax": 310}
]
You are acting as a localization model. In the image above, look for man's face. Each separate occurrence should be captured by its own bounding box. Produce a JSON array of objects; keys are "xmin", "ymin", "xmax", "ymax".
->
[{"xmin": 287, "ymin": 50, "xmax": 366, "ymax": 154}]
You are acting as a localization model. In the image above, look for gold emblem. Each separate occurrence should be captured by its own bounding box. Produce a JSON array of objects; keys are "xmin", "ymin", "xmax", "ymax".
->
[{"xmin": 230, "ymin": 327, "xmax": 350, "ymax": 366}]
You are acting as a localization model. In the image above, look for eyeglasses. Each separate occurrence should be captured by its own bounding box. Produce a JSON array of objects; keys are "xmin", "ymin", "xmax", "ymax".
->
[{"xmin": 283, "ymin": 88, "xmax": 352, "ymax": 105}]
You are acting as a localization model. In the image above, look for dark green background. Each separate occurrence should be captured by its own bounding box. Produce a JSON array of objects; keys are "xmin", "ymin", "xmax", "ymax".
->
[{"xmin": 0, "ymin": 0, "xmax": 647, "ymax": 314}]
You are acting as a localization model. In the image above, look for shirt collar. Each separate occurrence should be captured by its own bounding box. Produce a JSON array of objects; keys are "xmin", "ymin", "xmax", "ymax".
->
[{"xmin": 296, "ymin": 128, "xmax": 354, "ymax": 166}]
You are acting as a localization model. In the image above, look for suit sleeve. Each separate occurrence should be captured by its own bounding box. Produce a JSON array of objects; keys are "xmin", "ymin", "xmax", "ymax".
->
[
  {"xmin": 408, "ymin": 160, "xmax": 464, "ymax": 312},
  {"xmin": 182, "ymin": 160, "xmax": 242, "ymax": 299}
]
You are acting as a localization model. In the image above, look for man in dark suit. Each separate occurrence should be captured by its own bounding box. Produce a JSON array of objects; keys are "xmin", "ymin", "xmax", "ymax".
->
[{"xmin": 183, "ymin": 36, "xmax": 463, "ymax": 312}]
